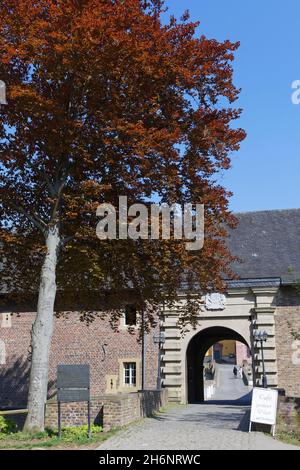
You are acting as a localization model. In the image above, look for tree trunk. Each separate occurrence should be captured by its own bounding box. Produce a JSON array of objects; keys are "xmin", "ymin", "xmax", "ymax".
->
[{"xmin": 24, "ymin": 224, "xmax": 60, "ymax": 432}]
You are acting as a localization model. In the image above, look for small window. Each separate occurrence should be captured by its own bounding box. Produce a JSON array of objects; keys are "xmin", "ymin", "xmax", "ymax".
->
[
  {"xmin": 124, "ymin": 305, "xmax": 137, "ymax": 326},
  {"xmin": 1, "ymin": 313, "xmax": 12, "ymax": 328},
  {"xmin": 123, "ymin": 362, "xmax": 136, "ymax": 387}
]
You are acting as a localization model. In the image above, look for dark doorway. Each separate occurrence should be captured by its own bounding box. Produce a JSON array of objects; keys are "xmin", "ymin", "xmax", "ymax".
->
[{"xmin": 186, "ymin": 326, "xmax": 249, "ymax": 403}]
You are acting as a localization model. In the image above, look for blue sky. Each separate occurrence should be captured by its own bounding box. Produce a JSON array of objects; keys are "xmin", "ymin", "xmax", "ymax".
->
[{"xmin": 163, "ymin": 1, "xmax": 300, "ymax": 212}]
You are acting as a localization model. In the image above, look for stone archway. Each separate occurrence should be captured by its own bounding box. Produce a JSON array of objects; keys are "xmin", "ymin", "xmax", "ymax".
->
[
  {"xmin": 186, "ymin": 326, "xmax": 249, "ymax": 403},
  {"xmin": 161, "ymin": 282, "xmax": 279, "ymax": 403}
]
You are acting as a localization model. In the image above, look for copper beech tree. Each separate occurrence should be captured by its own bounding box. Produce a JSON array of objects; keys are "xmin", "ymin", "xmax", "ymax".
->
[{"xmin": 0, "ymin": 0, "xmax": 245, "ymax": 432}]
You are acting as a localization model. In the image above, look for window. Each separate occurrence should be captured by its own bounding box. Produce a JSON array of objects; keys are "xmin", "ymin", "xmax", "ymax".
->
[
  {"xmin": 123, "ymin": 362, "xmax": 136, "ymax": 387},
  {"xmin": 118, "ymin": 358, "xmax": 140, "ymax": 391},
  {"xmin": 124, "ymin": 305, "xmax": 137, "ymax": 326},
  {"xmin": 1, "ymin": 313, "xmax": 12, "ymax": 328}
]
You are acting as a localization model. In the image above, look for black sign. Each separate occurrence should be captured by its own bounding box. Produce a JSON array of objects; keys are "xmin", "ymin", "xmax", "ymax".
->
[
  {"xmin": 57, "ymin": 388, "xmax": 90, "ymax": 403},
  {"xmin": 56, "ymin": 364, "xmax": 91, "ymax": 438},
  {"xmin": 57, "ymin": 364, "xmax": 90, "ymax": 402}
]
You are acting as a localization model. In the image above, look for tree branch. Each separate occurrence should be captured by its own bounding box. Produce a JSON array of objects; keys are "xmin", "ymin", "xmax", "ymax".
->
[
  {"xmin": 60, "ymin": 235, "xmax": 75, "ymax": 246},
  {"xmin": 10, "ymin": 202, "xmax": 48, "ymax": 234},
  {"xmin": 51, "ymin": 179, "xmax": 66, "ymax": 221},
  {"xmin": 43, "ymin": 173, "xmax": 57, "ymax": 198}
]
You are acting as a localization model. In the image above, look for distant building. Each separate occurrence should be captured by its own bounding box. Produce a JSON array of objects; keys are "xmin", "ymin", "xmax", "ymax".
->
[{"xmin": 205, "ymin": 340, "xmax": 251, "ymax": 364}]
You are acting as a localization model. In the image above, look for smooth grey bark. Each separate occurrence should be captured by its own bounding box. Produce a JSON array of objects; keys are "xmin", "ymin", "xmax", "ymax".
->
[{"xmin": 24, "ymin": 224, "xmax": 60, "ymax": 432}]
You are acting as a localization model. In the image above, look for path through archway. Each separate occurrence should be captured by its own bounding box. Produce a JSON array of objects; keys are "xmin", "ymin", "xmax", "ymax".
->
[{"xmin": 186, "ymin": 326, "xmax": 251, "ymax": 403}]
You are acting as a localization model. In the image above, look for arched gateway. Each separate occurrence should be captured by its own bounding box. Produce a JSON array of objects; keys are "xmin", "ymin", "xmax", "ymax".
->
[
  {"xmin": 161, "ymin": 278, "xmax": 280, "ymax": 403},
  {"xmin": 186, "ymin": 326, "xmax": 250, "ymax": 403}
]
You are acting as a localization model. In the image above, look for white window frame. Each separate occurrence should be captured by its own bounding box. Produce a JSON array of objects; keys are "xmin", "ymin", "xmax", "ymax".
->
[{"xmin": 123, "ymin": 362, "xmax": 136, "ymax": 387}]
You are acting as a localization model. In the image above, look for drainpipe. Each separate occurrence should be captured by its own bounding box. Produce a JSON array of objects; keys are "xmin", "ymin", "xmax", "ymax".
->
[{"xmin": 141, "ymin": 309, "xmax": 146, "ymax": 391}]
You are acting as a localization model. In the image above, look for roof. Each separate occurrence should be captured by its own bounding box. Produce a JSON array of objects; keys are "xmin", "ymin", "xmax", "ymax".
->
[
  {"xmin": 1, "ymin": 209, "xmax": 300, "ymax": 294},
  {"xmin": 227, "ymin": 208, "xmax": 300, "ymax": 284}
]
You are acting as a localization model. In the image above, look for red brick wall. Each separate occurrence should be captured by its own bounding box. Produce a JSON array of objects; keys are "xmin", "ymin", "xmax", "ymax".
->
[
  {"xmin": 275, "ymin": 306, "xmax": 300, "ymax": 397},
  {"xmin": 272, "ymin": 287, "xmax": 300, "ymax": 397},
  {"xmin": 0, "ymin": 312, "xmax": 159, "ymax": 408},
  {"xmin": 0, "ymin": 313, "xmax": 32, "ymax": 406},
  {"xmin": 45, "ymin": 389, "xmax": 169, "ymax": 430},
  {"xmin": 45, "ymin": 398, "xmax": 104, "ymax": 429},
  {"xmin": 277, "ymin": 396, "xmax": 300, "ymax": 433}
]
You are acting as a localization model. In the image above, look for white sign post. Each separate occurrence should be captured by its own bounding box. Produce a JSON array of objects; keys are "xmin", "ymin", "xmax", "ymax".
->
[{"xmin": 249, "ymin": 387, "xmax": 278, "ymax": 436}]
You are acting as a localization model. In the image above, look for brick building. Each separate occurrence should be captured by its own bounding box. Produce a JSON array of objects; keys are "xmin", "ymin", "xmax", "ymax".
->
[
  {"xmin": 0, "ymin": 208, "xmax": 300, "ymax": 409},
  {"xmin": 0, "ymin": 307, "xmax": 160, "ymax": 408}
]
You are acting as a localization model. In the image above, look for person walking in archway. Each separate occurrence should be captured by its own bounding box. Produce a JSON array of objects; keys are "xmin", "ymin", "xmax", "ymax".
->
[{"xmin": 233, "ymin": 366, "xmax": 237, "ymax": 378}]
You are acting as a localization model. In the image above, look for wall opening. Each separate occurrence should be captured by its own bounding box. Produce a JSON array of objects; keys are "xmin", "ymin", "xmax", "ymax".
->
[{"xmin": 186, "ymin": 326, "xmax": 251, "ymax": 403}]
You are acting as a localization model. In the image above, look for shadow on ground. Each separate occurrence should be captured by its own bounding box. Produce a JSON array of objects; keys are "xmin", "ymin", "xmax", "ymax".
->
[
  {"xmin": 205, "ymin": 390, "xmax": 253, "ymax": 406},
  {"xmin": 150, "ymin": 391, "xmax": 253, "ymax": 432}
]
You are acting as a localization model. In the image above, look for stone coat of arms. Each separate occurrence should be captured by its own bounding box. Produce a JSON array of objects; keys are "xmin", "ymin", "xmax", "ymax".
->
[{"xmin": 205, "ymin": 293, "xmax": 226, "ymax": 310}]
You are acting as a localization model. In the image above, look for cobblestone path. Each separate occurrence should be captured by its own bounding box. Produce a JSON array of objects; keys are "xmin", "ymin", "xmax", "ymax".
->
[
  {"xmin": 98, "ymin": 402, "xmax": 299, "ymax": 450},
  {"xmin": 98, "ymin": 365, "xmax": 299, "ymax": 450}
]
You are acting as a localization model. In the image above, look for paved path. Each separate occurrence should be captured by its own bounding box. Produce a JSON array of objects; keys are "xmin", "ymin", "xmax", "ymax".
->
[
  {"xmin": 98, "ymin": 365, "xmax": 299, "ymax": 450},
  {"xmin": 212, "ymin": 363, "xmax": 253, "ymax": 404}
]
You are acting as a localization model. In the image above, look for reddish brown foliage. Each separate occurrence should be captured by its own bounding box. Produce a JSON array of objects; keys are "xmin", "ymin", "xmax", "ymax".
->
[{"xmin": 0, "ymin": 0, "xmax": 245, "ymax": 327}]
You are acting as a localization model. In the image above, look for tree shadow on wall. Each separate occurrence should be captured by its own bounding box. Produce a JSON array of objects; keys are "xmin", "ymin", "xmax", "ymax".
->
[{"xmin": 0, "ymin": 356, "xmax": 55, "ymax": 410}]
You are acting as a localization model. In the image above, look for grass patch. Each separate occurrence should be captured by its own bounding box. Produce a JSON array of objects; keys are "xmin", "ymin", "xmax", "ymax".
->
[
  {"xmin": 152, "ymin": 402, "xmax": 186, "ymax": 417},
  {"xmin": 276, "ymin": 431, "xmax": 300, "ymax": 447},
  {"xmin": 0, "ymin": 424, "xmax": 120, "ymax": 450}
]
